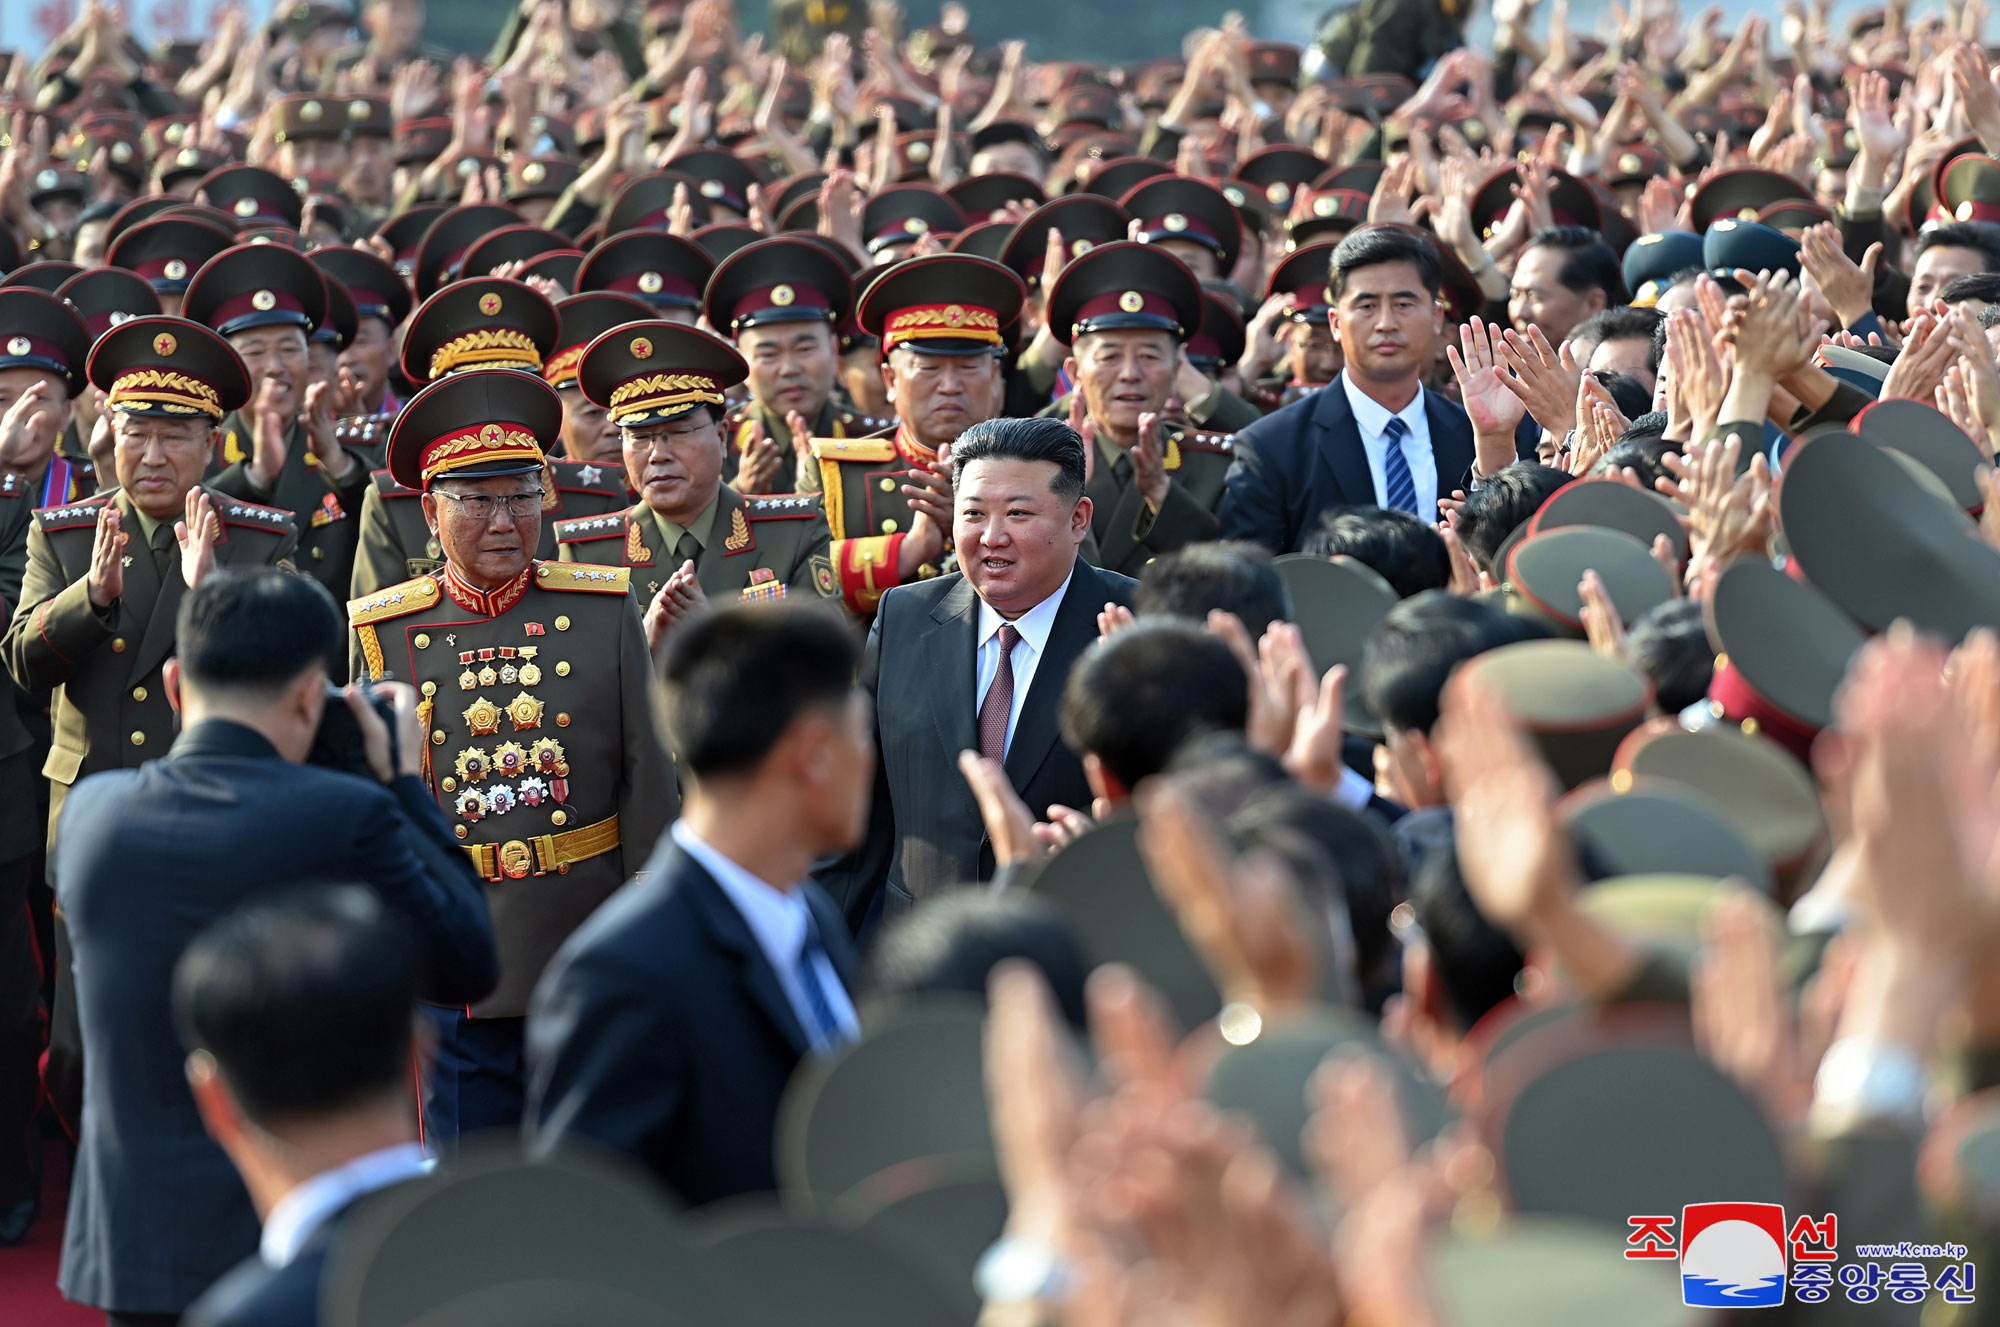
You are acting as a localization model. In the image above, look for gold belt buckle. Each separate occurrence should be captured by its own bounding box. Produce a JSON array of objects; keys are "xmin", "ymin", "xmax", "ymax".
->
[{"xmin": 497, "ymin": 839, "xmax": 535, "ymax": 880}]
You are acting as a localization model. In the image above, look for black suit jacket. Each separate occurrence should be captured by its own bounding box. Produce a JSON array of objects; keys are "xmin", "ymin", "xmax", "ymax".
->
[
  {"xmin": 182, "ymin": 1181, "xmax": 405, "ymax": 1327},
  {"xmin": 1217, "ymin": 378, "xmax": 1535, "ymax": 553},
  {"xmin": 54, "ymin": 720, "xmax": 497, "ymax": 1314},
  {"xmin": 523, "ymin": 837, "xmax": 859, "ymax": 1208},
  {"xmin": 814, "ymin": 559, "xmax": 1139, "ymax": 931}
]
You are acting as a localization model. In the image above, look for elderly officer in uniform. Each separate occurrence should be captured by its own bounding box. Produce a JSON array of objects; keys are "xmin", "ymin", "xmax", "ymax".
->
[
  {"xmin": 347, "ymin": 367, "xmax": 675, "ymax": 1143},
  {"xmin": 800, "ymin": 253, "xmax": 1024, "ymax": 617},
  {"xmin": 1045, "ymin": 240, "xmax": 1238, "ymax": 578},
  {"xmin": 349, "ymin": 281, "xmax": 632, "ymax": 599},
  {"xmin": 554, "ymin": 321, "xmax": 839, "ymax": 631},
  {"xmin": 185, "ymin": 243, "xmax": 377, "ymax": 603},
  {"xmin": 2, "ymin": 314, "xmax": 295, "ymax": 1137}
]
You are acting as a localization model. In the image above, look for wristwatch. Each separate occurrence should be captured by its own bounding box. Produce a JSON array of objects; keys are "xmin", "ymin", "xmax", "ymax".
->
[{"xmin": 974, "ymin": 1235, "xmax": 1074, "ymax": 1304}]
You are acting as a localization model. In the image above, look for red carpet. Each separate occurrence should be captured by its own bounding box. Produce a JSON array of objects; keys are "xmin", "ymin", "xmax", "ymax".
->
[{"xmin": 0, "ymin": 1142, "xmax": 96, "ymax": 1327}]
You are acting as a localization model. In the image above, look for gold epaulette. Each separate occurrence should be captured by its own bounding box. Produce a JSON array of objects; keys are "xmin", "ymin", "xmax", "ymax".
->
[
  {"xmin": 532, "ymin": 560, "xmax": 630, "ymax": 594},
  {"xmin": 809, "ymin": 435, "xmax": 898, "ymax": 464},
  {"xmin": 348, "ymin": 574, "xmax": 442, "ymax": 625}
]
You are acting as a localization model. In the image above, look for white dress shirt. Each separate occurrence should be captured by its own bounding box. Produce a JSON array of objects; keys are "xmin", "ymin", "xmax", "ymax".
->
[
  {"xmin": 1340, "ymin": 371, "xmax": 1437, "ymax": 518},
  {"xmin": 973, "ymin": 569, "xmax": 1074, "ymax": 759},
  {"xmin": 260, "ymin": 1142, "xmax": 432, "ymax": 1268},
  {"xmin": 672, "ymin": 820, "xmax": 860, "ymax": 1050}
]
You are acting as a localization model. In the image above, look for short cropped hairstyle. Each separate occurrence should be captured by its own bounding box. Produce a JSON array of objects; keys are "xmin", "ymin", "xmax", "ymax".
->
[
  {"xmin": 950, "ymin": 416, "xmax": 1087, "ymax": 504},
  {"xmin": 1940, "ymin": 272, "xmax": 2000, "ymax": 306},
  {"xmin": 1625, "ymin": 598, "xmax": 1713, "ymax": 715},
  {"xmin": 1526, "ymin": 225, "xmax": 1629, "ymax": 305},
  {"xmin": 1361, "ymin": 590, "xmax": 1544, "ymax": 735},
  {"xmin": 1061, "ymin": 620, "xmax": 1249, "ymax": 788},
  {"xmin": 1571, "ymin": 305, "xmax": 1665, "ymax": 369},
  {"xmin": 656, "ymin": 603, "xmax": 860, "ymax": 779},
  {"xmin": 1301, "ymin": 507, "xmax": 1449, "ymax": 599},
  {"xmin": 176, "ymin": 567, "xmax": 344, "ymax": 693},
  {"xmin": 1454, "ymin": 463, "xmax": 1572, "ymax": 574},
  {"xmin": 173, "ymin": 884, "xmax": 418, "ymax": 1124},
  {"xmin": 1134, "ymin": 540, "xmax": 1292, "ymax": 638},
  {"xmin": 1330, "ymin": 224, "xmax": 1442, "ymax": 302},
  {"xmin": 1412, "ymin": 845, "xmax": 1525, "ymax": 1031},
  {"xmin": 865, "ymin": 891, "xmax": 1092, "ymax": 1029},
  {"xmin": 1918, "ymin": 221, "xmax": 2000, "ymax": 273}
]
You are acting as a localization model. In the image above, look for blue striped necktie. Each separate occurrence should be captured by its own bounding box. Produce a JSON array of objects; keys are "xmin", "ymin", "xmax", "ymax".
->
[
  {"xmin": 795, "ymin": 916, "xmax": 847, "ymax": 1048},
  {"xmin": 1381, "ymin": 416, "xmax": 1419, "ymax": 514}
]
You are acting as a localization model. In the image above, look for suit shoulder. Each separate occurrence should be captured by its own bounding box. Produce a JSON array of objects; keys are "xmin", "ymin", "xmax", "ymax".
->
[
  {"xmin": 32, "ymin": 494, "xmax": 111, "ymax": 531},
  {"xmin": 183, "ymin": 1252, "xmax": 316, "ymax": 1327},
  {"xmin": 370, "ymin": 469, "xmax": 421, "ymax": 498},
  {"xmin": 552, "ymin": 512, "xmax": 627, "ymax": 543},
  {"xmin": 347, "ymin": 574, "xmax": 442, "ymax": 625},
  {"xmin": 212, "ymin": 495, "xmax": 296, "ymax": 533},
  {"xmin": 743, "ymin": 493, "xmax": 823, "ymax": 520},
  {"xmin": 547, "ymin": 458, "xmax": 624, "ymax": 495},
  {"xmin": 809, "ymin": 435, "xmax": 898, "ymax": 464},
  {"xmin": 532, "ymin": 560, "xmax": 630, "ymax": 593}
]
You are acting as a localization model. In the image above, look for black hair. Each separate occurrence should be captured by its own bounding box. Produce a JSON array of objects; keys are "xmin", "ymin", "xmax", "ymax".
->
[
  {"xmin": 1980, "ymin": 306, "xmax": 2000, "ymax": 331},
  {"xmin": 1060, "ymin": 620, "xmax": 1250, "ymax": 789},
  {"xmin": 1412, "ymin": 841, "xmax": 1525, "ymax": 1031},
  {"xmin": 172, "ymin": 884, "xmax": 418, "ymax": 1124},
  {"xmin": 864, "ymin": 891, "xmax": 1091, "ymax": 1029},
  {"xmin": 656, "ymin": 602, "xmax": 860, "ymax": 779},
  {"xmin": 1917, "ymin": 222, "xmax": 2000, "ymax": 273},
  {"xmin": 1589, "ymin": 431, "xmax": 1677, "ymax": 491},
  {"xmin": 1330, "ymin": 225, "xmax": 1442, "ymax": 301},
  {"xmin": 1454, "ymin": 463, "xmax": 1572, "ymax": 573},
  {"xmin": 1940, "ymin": 272, "xmax": 2000, "ymax": 305},
  {"xmin": 176, "ymin": 567, "xmax": 344, "ymax": 693},
  {"xmin": 1527, "ymin": 226, "xmax": 1629, "ymax": 304},
  {"xmin": 1159, "ymin": 729, "xmax": 1292, "ymax": 817},
  {"xmin": 1593, "ymin": 370, "xmax": 1654, "ymax": 420},
  {"xmin": 1571, "ymin": 304, "xmax": 1664, "ymax": 364},
  {"xmin": 1360, "ymin": 590, "xmax": 1544, "ymax": 735},
  {"xmin": 1301, "ymin": 507, "xmax": 1450, "ymax": 599},
  {"xmin": 950, "ymin": 415, "xmax": 1086, "ymax": 504},
  {"xmin": 1625, "ymin": 598, "xmax": 1713, "ymax": 715},
  {"xmin": 1134, "ymin": 540, "xmax": 1293, "ymax": 638}
]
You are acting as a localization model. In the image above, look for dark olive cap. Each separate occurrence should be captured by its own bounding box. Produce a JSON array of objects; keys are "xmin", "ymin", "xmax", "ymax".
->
[
  {"xmin": 1460, "ymin": 640, "xmax": 1653, "ymax": 789},
  {"xmin": 1506, "ymin": 526, "xmax": 1675, "ymax": 638},
  {"xmin": 1043, "ymin": 239, "xmax": 1201, "ymax": 346},
  {"xmin": 1703, "ymin": 557, "xmax": 1866, "ymax": 761},
  {"xmin": 1612, "ymin": 720, "xmax": 1827, "ymax": 878},
  {"xmin": 1561, "ymin": 779, "xmax": 1771, "ymax": 891}
]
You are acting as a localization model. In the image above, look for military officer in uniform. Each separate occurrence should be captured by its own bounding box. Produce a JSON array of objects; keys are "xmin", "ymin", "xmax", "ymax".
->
[
  {"xmin": 1242, "ymin": 242, "xmax": 1343, "ymax": 412},
  {"xmin": 349, "ymin": 282, "xmax": 631, "ymax": 599},
  {"xmin": 184, "ymin": 243, "xmax": 378, "ymax": 604},
  {"xmin": 702, "ymin": 236, "xmax": 892, "ymax": 495},
  {"xmin": 347, "ymin": 368, "xmax": 675, "ymax": 1141},
  {"xmin": 101, "ymin": 214, "xmax": 234, "ymax": 318},
  {"xmin": 555, "ymin": 320, "xmax": 839, "ymax": 623},
  {"xmin": 1045, "ymin": 241, "xmax": 1236, "ymax": 577},
  {"xmin": 574, "ymin": 229, "xmax": 715, "ymax": 325},
  {"xmin": 309, "ymin": 244, "xmax": 414, "ymax": 449},
  {"xmin": 801, "ymin": 253, "xmax": 1023, "ymax": 616},
  {"xmin": 1, "ymin": 315, "xmax": 295, "ymax": 1134}
]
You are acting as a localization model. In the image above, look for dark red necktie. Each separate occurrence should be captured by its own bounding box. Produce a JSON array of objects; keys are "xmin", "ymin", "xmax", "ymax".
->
[{"xmin": 978, "ymin": 624, "xmax": 1022, "ymax": 761}]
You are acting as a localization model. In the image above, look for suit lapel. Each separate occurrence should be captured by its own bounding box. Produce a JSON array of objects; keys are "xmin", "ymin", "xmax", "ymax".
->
[
  {"xmin": 1003, "ymin": 562, "xmax": 1099, "ymax": 787},
  {"xmin": 924, "ymin": 577, "xmax": 980, "ymax": 762},
  {"xmin": 1310, "ymin": 380, "xmax": 1376, "ymax": 515},
  {"xmin": 682, "ymin": 846, "xmax": 812, "ymax": 1057}
]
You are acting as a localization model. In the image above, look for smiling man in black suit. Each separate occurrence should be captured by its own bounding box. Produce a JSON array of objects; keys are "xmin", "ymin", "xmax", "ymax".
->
[
  {"xmin": 816, "ymin": 416, "xmax": 1138, "ymax": 932},
  {"xmin": 1219, "ymin": 225, "xmax": 1522, "ymax": 553}
]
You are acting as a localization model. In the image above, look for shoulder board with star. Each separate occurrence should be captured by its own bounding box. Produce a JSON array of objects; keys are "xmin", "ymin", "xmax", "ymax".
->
[
  {"xmin": 809, "ymin": 435, "xmax": 899, "ymax": 464},
  {"xmin": 348, "ymin": 574, "xmax": 442, "ymax": 626},
  {"xmin": 744, "ymin": 494, "xmax": 823, "ymax": 520},
  {"xmin": 214, "ymin": 497, "xmax": 296, "ymax": 531},
  {"xmin": 837, "ymin": 408, "xmax": 897, "ymax": 437},
  {"xmin": 533, "ymin": 560, "xmax": 630, "ymax": 593},
  {"xmin": 548, "ymin": 458, "xmax": 625, "ymax": 496},
  {"xmin": 370, "ymin": 469, "xmax": 421, "ymax": 499},
  {"xmin": 552, "ymin": 513, "xmax": 627, "ymax": 543},
  {"xmin": 0, "ymin": 473, "xmax": 27, "ymax": 499},
  {"xmin": 1173, "ymin": 428, "xmax": 1236, "ymax": 456},
  {"xmin": 33, "ymin": 495, "xmax": 112, "ymax": 531},
  {"xmin": 334, "ymin": 413, "xmax": 393, "ymax": 447}
]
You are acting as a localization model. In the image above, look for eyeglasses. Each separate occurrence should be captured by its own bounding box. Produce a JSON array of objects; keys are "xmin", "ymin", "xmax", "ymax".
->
[{"xmin": 434, "ymin": 490, "xmax": 545, "ymax": 520}]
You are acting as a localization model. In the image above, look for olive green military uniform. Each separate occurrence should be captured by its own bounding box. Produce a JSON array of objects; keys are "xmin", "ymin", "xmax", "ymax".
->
[
  {"xmin": 207, "ymin": 411, "xmax": 377, "ymax": 603},
  {"xmin": 554, "ymin": 485, "xmax": 840, "ymax": 606},
  {"xmin": 350, "ymin": 458, "xmax": 630, "ymax": 600},
  {"xmin": 348, "ymin": 561, "xmax": 676, "ymax": 1017},
  {"xmin": 798, "ymin": 432, "xmax": 945, "ymax": 617},
  {"xmin": 721, "ymin": 396, "xmax": 894, "ymax": 494},
  {"xmin": 1044, "ymin": 382, "xmax": 1266, "ymax": 433},
  {"xmin": 1081, "ymin": 426, "xmax": 1235, "ymax": 578}
]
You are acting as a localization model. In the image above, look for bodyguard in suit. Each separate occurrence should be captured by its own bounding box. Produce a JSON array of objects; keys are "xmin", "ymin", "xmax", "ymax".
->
[
  {"xmin": 1219, "ymin": 225, "xmax": 1524, "ymax": 554},
  {"xmin": 55, "ymin": 568, "xmax": 495, "ymax": 1323},
  {"xmin": 525, "ymin": 603, "xmax": 865, "ymax": 1207},
  {"xmin": 179, "ymin": 887, "xmax": 435, "ymax": 1327},
  {"xmin": 815, "ymin": 417, "xmax": 1138, "ymax": 931}
]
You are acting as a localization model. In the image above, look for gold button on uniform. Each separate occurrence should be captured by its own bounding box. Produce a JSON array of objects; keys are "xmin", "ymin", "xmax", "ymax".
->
[
  {"xmin": 130, "ymin": 731, "xmax": 145, "ymax": 746},
  {"xmin": 455, "ymin": 825, "xmax": 468, "ymax": 839},
  {"xmin": 421, "ymin": 681, "xmax": 437, "ymax": 696},
  {"xmin": 550, "ymin": 810, "xmax": 567, "ymax": 825},
  {"xmin": 441, "ymin": 776, "xmax": 457, "ymax": 791},
  {"xmin": 555, "ymin": 661, "xmax": 570, "ymax": 677},
  {"xmin": 131, "ymin": 686, "xmax": 147, "ymax": 701},
  {"xmin": 431, "ymin": 731, "xmax": 446, "ymax": 745},
  {"xmin": 557, "ymin": 713, "xmax": 571, "ymax": 727},
  {"xmin": 311, "ymin": 547, "xmax": 324, "ymax": 560},
  {"xmin": 414, "ymin": 633, "xmax": 431, "ymax": 648},
  {"xmin": 111, "ymin": 638, "xmax": 126, "ymax": 653},
  {"xmin": 879, "ymin": 477, "xmax": 897, "ymax": 492},
  {"xmin": 555, "ymin": 616, "xmax": 570, "ymax": 631},
  {"xmin": 881, "ymin": 518, "xmax": 898, "ymax": 533}
]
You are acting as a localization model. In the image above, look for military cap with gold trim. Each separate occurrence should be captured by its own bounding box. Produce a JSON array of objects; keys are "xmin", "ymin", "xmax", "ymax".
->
[
  {"xmin": 86, "ymin": 315, "xmax": 250, "ymax": 421},
  {"xmin": 702, "ymin": 235, "xmax": 854, "ymax": 335},
  {"xmin": 998, "ymin": 194, "xmax": 1131, "ymax": 292},
  {"xmin": 459, "ymin": 225, "xmax": 574, "ymax": 282},
  {"xmin": 103, "ymin": 215, "xmax": 235, "ymax": 296},
  {"xmin": 1044, "ymin": 239, "xmax": 1202, "ymax": 347},
  {"xmin": 0, "ymin": 263, "xmax": 80, "ymax": 295},
  {"xmin": 307, "ymin": 244, "xmax": 411, "ymax": 330},
  {"xmin": 142, "ymin": 114, "xmax": 198, "ymax": 158},
  {"xmin": 181, "ymin": 243, "xmax": 327, "ymax": 340},
  {"xmin": 384, "ymin": 367, "xmax": 561, "ymax": 490},
  {"xmin": 1236, "ymin": 144, "xmax": 1328, "ymax": 213},
  {"xmin": 57, "ymin": 267, "xmax": 160, "ymax": 340},
  {"xmin": 768, "ymin": 171, "xmax": 829, "ymax": 220},
  {"xmin": 857, "ymin": 253, "xmax": 1026, "ymax": 357},
  {"xmin": 0, "ymin": 289, "xmax": 91, "ymax": 396},
  {"xmin": 546, "ymin": 291, "xmax": 654, "ymax": 390},
  {"xmin": 1118, "ymin": 175, "xmax": 1243, "ymax": 274},
  {"xmin": 1687, "ymin": 167, "xmax": 1813, "ymax": 233},
  {"xmin": 411, "ymin": 203, "xmax": 526, "ymax": 301},
  {"xmin": 399, "ymin": 276, "xmax": 559, "ymax": 386},
  {"xmin": 664, "ymin": 147, "xmax": 759, "ymax": 215},
  {"xmin": 1265, "ymin": 240, "xmax": 1339, "ymax": 324},
  {"xmin": 195, "ymin": 164, "xmax": 303, "ymax": 230},
  {"xmin": 269, "ymin": 93, "xmax": 342, "ymax": 144},
  {"xmin": 505, "ymin": 156, "xmax": 578, "ymax": 204},
  {"xmin": 1188, "ymin": 289, "xmax": 1246, "ymax": 376},
  {"xmin": 575, "ymin": 230, "xmax": 715, "ymax": 312},
  {"xmin": 1079, "ymin": 155, "xmax": 1174, "ymax": 203},
  {"xmin": 944, "ymin": 171, "xmax": 1046, "ymax": 224},
  {"xmin": 859, "ymin": 185, "xmax": 967, "ymax": 257},
  {"xmin": 1470, "ymin": 164, "xmax": 1603, "ymax": 240},
  {"xmin": 576, "ymin": 320, "xmax": 747, "ymax": 428},
  {"xmin": 603, "ymin": 169, "xmax": 712, "ymax": 238}
]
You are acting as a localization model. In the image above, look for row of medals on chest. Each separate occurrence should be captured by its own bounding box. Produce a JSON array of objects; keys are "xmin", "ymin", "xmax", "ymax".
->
[{"xmin": 432, "ymin": 644, "xmax": 572, "ymax": 832}]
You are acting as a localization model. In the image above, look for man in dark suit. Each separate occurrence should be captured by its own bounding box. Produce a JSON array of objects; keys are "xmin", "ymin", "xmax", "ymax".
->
[
  {"xmin": 815, "ymin": 416, "xmax": 1139, "ymax": 931},
  {"xmin": 1218, "ymin": 226, "xmax": 1525, "ymax": 554},
  {"xmin": 179, "ymin": 886, "xmax": 433, "ymax": 1327},
  {"xmin": 55, "ymin": 568, "xmax": 497, "ymax": 1325},
  {"xmin": 524, "ymin": 603, "xmax": 866, "ymax": 1207}
]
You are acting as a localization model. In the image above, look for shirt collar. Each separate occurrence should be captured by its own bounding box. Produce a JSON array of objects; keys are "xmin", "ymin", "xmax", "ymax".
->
[
  {"xmin": 440, "ymin": 562, "xmax": 534, "ymax": 616},
  {"xmin": 976, "ymin": 568, "xmax": 1075, "ymax": 654},
  {"xmin": 672, "ymin": 821, "xmax": 809, "ymax": 969},
  {"xmin": 260, "ymin": 1142, "xmax": 431, "ymax": 1269},
  {"xmin": 1341, "ymin": 370, "xmax": 1424, "ymax": 439},
  {"xmin": 651, "ymin": 493, "xmax": 720, "ymax": 556}
]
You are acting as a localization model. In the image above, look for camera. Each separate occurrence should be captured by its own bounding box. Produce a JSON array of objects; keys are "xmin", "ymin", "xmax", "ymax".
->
[{"xmin": 308, "ymin": 681, "xmax": 399, "ymax": 779}]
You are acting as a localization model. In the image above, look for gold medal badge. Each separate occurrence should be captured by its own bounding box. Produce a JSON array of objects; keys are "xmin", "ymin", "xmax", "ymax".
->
[
  {"xmin": 463, "ymin": 697, "xmax": 502, "ymax": 736},
  {"xmin": 493, "ymin": 742, "xmax": 527, "ymax": 777},
  {"xmin": 507, "ymin": 692, "xmax": 544, "ymax": 731},
  {"xmin": 454, "ymin": 748, "xmax": 491, "ymax": 782}
]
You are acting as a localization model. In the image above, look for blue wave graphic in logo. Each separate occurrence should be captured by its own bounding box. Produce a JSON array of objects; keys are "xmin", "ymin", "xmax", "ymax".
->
[{"xmin": 1683, "ymin": 1274, "xmax": 1786, "ymax": 1308}]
